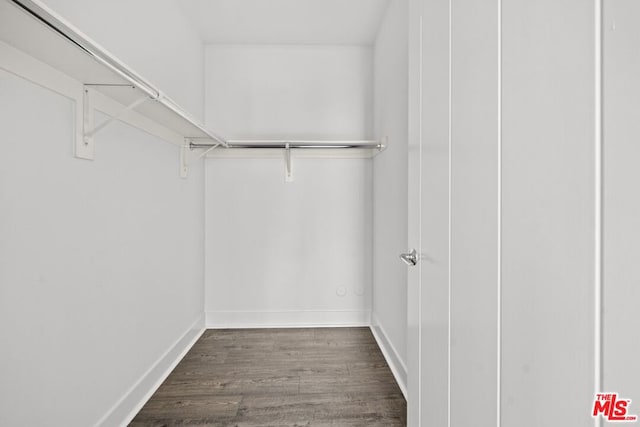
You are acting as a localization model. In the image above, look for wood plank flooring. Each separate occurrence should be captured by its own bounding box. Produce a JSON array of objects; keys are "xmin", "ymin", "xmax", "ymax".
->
[{"xmin": 130, "ymin": 327, "xmax": 406, "ymax": 426}]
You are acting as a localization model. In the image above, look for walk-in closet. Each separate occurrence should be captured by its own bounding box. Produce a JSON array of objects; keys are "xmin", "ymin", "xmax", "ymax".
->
[{"xmin": 1, "ymin": 0, "xmax": 639, "ymax": 426}]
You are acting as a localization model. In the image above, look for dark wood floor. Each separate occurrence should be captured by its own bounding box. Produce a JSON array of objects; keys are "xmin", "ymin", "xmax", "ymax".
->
[{"xmin": 130, "ymin": 327, "xmax": 406, "ymax": 426}]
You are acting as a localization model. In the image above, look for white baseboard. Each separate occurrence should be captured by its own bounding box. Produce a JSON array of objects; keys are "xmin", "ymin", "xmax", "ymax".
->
[
  {"xmin": 95, "ymin": 314, "xmax": 205, "ymax": 427},
  {"xmin": 370, "ymin": 313, "xmax": 408, "ymax": 399},
  {"xmin": 206, "ymin": 309, "xmax": 371, "ymax": 329}
]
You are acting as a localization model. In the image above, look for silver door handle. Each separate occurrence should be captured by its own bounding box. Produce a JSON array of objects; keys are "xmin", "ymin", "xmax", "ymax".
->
[{"xmin": 399, "ymin": 249, "xmax": 418, "ymax": 266}]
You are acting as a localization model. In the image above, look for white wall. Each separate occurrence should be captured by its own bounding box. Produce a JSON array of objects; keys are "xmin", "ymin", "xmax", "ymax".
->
[
  {"xmin": 205, "ymin": 158, "xmax": 372, "ymax": 326},
  {"xmin": 0, "ymin": 70, "xmax": 204, "ymax": 426},
  {"xmin": 501, "ymin": 1, "xmax": 596, "ymax": 425},
  {"xmin": 204, "ymin": 45, "xmax": 373, "ymax": 327},
  {"xmin": 0, "ymin": 2, "xmax": 208, "ymax": 425},
  {"xmin": 604, "ymin": 0, "xmax": 640, "ymax": 419},
  {"xmin": 205, "ymin": 45, "xmax": 372, "ymax": 140},
  {"xmin": 40, "ymin": 0, "xmax": 205, "ymax": 120},
  {"xmin": 372, "ymin": 0, "xmax": 408, "ymax": 392}
]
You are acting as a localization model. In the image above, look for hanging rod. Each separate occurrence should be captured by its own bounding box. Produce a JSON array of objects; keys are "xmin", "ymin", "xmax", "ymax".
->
[
  {"xmin": 7, "ymin": 0, "xmax": 228, "ymax": 147},
  {"xmin": 189, "ymin": 140, "xmax": 385, "ymax": 151}
]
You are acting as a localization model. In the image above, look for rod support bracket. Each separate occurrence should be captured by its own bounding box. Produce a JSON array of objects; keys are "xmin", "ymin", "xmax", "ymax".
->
[
  {"xmin": 284, "ymin": 142, "xmax": 294, "ymax": 182},
  {"xmin": 180, "ymin": 139, "xmax": 190, "ymax": 178},
  {"xmin": 378, "ymin": 136, "xmax": 389, "ymax": 152}
]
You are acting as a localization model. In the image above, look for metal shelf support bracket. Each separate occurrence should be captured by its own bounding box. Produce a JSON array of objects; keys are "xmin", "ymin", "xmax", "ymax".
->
[{"xmin": 79, "ymin": 84, "xmax": 150, "ymax": 160}]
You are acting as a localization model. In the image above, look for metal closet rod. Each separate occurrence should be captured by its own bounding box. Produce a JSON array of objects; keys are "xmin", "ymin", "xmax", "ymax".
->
[
  {"xmin": 10, "ymin": 0, "xmax": 228, "ymax": 147},
  {"xmin": 189, "ymin": 140, "xmax": 385, "ymax": 150}
]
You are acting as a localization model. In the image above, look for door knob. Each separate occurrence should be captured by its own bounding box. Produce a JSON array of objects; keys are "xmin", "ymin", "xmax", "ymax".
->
[{"xmin": 399, "ymin": 249, "xmax": 418, "ymax": 266}]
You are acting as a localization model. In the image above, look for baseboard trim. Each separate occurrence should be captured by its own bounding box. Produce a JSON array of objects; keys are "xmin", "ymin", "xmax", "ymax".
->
[
  {"xmin": 205, "ymin": 309, "xmax": 371, "ymax": 329},
  {"xmin": 370, "ymin": 313, "xmax": 408, "ymax": 399},
  {"xmin": 95, "ymin": 314, "xmax": 205, "ymax": 427}
]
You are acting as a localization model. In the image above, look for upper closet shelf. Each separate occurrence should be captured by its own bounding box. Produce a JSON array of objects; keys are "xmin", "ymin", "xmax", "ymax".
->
[
  {"xmin": 0, "ymin": 0, "xmax": 386, "ymax": 179},
  {"xmin": 0, "ymin": 0, "xmax": 227, "ymax": 162}
]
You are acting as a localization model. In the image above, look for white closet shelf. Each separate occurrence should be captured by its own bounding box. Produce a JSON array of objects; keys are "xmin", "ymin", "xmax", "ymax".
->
[{"xmin": 0, "ymin": 0, "xmax": 227, "ymax": 158}]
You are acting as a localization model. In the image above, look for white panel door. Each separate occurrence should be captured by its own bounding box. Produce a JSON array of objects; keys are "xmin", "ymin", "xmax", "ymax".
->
[
  {"xmin": 501, "ymin": 1, "xmax": 596, "ymax": 426},
  {"xmin": 406, "ymin": 0, "xmax": 451, "ymax": 425},
  {"xmin": 603, "ymin": 0, "xmax": 640, "ymax": 422},
  {"xmin": 450, "ymin": 0, "xmax": 500, "ymax": 426}
]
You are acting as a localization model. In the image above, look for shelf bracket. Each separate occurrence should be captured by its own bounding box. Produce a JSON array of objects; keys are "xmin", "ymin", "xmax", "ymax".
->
[
  {"xmin": 284, "ymin": 142, "xmax": 293, "ymax": 182},
  {"xmin": 196, "ymin": 142, "xmax": 221, "ymax": 159},
  {"xmin": 79, "ymin": 85, "xmax": 150, "ymax": 160}
]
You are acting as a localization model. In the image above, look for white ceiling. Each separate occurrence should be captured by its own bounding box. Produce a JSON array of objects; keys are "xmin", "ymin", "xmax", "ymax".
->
[{"xmin": 178, "ymin": 0, "xmax": 390, "ymax": 46}]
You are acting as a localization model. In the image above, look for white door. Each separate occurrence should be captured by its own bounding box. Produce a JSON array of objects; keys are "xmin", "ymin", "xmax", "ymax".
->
[{"xmin": 405, "ymin": 0, "xmax": 451, "ymax": 425}]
